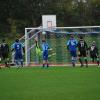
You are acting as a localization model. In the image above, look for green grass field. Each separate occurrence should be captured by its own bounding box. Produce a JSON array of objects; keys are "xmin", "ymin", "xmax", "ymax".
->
[{"xmin": 0, "ymin": 66, "xmax": 100, "ymax": 100}]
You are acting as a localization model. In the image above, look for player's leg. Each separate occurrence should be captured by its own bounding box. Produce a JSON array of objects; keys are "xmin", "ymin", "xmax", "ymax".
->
[
  {"xmin": 45, "ymin": 60, "xmax": 49, "ymax": 67},
  {"xmin": 42, "ymin": 51, "xmax": 49, "ymax": 67},
  {"xmin": 5, "ymin": 54, "xmax": 10, "ymax": 68},
  {"xmin": 79, "ymin": 57, "xmax": 83, "ymax": 67},
  {"xmin": 90, "ymin": 54, "xmax": 94, "ymax": 63},
  {"xmin": 14, "ymin": 53, "xmax": 20, "ymax": 67},
  {"xmin": 0, "ymin": 54, "xmax": 3, "ymax": 68},
  {"xmin": 2, "ymin": 54, "xmax": 9, "ymax": 68},
  {"xmin": 70, "ymin": 51, "xmax": 74, "ymax": 67},
  {"xmin": 20, "ymin": 60, "xmax": 23, "ymax": 67},
  {"xmin": 42, "ymin": 52, "xmax": 46, "ymax": 67},
  {"xmin": 0, "ymin": 59, "xmax": 1, "ymax": 68},
  {"xmin": 15, "ymin": 60, "xmax": 19, "ymax": 67},
  {"xmin": 19, "ymin": 54, "xmax": 23, "ymax": 67},
  {"xmin": 46, "ymin": 60, "xmax": 49, "ymax": 67},
  {"xmin": 0, "ymin": 56, "xmax": 1, "ymax": 69},
  {"xmin": 84, "ymin": 57, "xmax": 88, "ymax": 67},
  {"xmin": 92, "ymin": 56, "xmax": 95, "ymax": 62},
  {"xmin": 72, "ymin": 57, "xmax": 75, "ymax": 67},
  {"xmin": 46, "ymin": 51, "xmax": 49, "ymax": 67},
  {"xmin": 83, "ymin": 51, "xmax": 88, "ymax": 67},
  {"xmin": 43, "ymin": 60, "xmax": 46, "ymax": 67},
  {"xmin": 78, "ymin": 51, "xmax": 84, "ymax": 67},
  {"xmin": 95, "ymin": 56, "xmax": 99, "ymax": 66},
  {"xmin": 97, "ymin": 58, "xmax": 99, "ymax": 66},
  {"xmin": 71, "ymin": 51, "xmax": 77, "ymax": 67}
]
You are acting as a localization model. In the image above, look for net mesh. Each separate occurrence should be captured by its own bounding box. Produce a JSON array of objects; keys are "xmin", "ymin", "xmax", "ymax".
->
[{"xmin": 26, "ymin": 27, "xmax": 100, "ymax": 64}]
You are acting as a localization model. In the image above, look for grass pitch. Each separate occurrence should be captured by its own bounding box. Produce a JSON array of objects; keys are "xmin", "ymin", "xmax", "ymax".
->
[{"xmin": 0, "ymin": 66, "xmax": 100, "ymax": 100}]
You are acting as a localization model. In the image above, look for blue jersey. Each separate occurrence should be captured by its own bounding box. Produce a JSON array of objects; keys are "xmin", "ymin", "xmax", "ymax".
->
[
  {"xmin": 67, "ymin": 39, "xmax": 78, "ymax": 51},
  {"xmin": 12, "ymin": 42, "xmax": 24, "ymax": 54},
  {"xmin": 42, "ymin": 43, "xmax": 49, "ymax": 60},
  {"xmin": 42, "ymin": 43, "xmax": 49, "ymax": 52}
]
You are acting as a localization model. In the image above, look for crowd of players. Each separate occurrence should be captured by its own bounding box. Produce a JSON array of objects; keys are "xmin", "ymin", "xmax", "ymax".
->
[
  {"xmin": 67, "ymin": 35, "xmax": 99, "ymax": 67},
  {"xmin": 0, "ymin": 39, "xmax": 24, "ymax": 68},
  {"xmin": 0, "ymin": 35, "xmax": 99, "ymax": 68}
]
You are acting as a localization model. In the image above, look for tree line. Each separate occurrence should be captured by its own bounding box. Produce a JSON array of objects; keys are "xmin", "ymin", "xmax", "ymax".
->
[{"xmin": 0, "ymin": 0, "xmax": 100, "ymax": 37}]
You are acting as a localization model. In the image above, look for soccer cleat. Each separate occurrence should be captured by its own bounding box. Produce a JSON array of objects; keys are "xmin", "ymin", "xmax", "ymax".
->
[
  {"xmin": 97, "ymin": 61, "xmax": 99, "ymax": 66},
  {"xmin": 43, "ymin": 64, "xmax": 45, "ymax": 67},
  {"xmin": 47, "ymin": 64, "xmax": 49, "ymax": 68}
]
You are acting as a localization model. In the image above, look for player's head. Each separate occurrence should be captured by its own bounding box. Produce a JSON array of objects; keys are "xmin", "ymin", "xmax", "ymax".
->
[
  {"xmin": 79, "ymin": 36, "xmax": 83, "ymax": 40},
  {"xmin": 15, "ymin": 39, "xmax": 19, "ymax": 42},
  {"xmin": 70, "ymin": 34, "xmax": 74, "ymax": 39},
  {"xmin": 92, "ymin": 41, "xmax": 96, "ymax": 46},
  {"xmin": 2, "ymin": 39, "xmax": 5, "ymax": 42}
]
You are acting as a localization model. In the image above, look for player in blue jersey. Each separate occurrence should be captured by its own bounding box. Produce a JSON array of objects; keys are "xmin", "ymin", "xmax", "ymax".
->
[
  {"xmin": 12, "ymin": 39, "xmax": 24, "ymax": 68},
  {"xmin": 66, "ymin": 35, "xmax": 78, "ymax": 67},
  {"xmin": 41, "ymin": 40, "xmax": 49, "ymax": 68}
]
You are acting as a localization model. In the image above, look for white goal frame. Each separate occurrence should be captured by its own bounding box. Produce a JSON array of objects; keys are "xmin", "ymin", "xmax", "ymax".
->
[{"xmin": 25, "ymin": 26, "xmax": 100, "ymax": 66}]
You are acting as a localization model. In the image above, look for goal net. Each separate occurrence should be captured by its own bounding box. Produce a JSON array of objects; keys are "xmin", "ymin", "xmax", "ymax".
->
[{"xmin": 25, "ymin": 26, "xmax": 100, "ymax": 66}]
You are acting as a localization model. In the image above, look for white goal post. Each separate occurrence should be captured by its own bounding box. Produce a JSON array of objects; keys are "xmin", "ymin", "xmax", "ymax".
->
[{"xmin": 25, "ymin": 26, "xmax": 100, "ymax": 66}]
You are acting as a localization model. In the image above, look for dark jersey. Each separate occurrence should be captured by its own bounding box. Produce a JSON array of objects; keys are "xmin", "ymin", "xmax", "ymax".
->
[
  {"xmin": 0, "ymin": 44, "xmax": 1, "ymax": 57},
  {"xmin": 89, "ymin": 45, "xmax": 98, "ymax": 56},
  {"xmin": 1, "ymin": 43, "xmax": 9, "ymax": 54},
  {"xmin": 78, "ymin": 40, "xmax": 88, "ymax": 51}
]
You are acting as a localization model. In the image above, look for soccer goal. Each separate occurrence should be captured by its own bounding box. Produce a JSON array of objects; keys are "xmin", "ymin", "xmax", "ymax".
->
[{"xmin": 25, "ymin": 26, "xmax": 100, "ymax": 66}]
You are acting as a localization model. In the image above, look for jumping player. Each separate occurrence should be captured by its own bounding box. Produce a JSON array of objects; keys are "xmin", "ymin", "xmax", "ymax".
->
[
  {"xmin": 41, "ymin": 40, "xmax": 49, "ymax": 68},
  {"xmin": 66, "ymin": 35, "xmax": 78, "ymax": 67},
  {"xmin": 12, "ymin": 39, "xmax": 24, "ymax": 68},
  {"xmin": 88, "ymin": 41, "xmax": 99, "ymax": 66},
  {"xmin": 0, "ymin": 39, "xmax": 10, "ymax": 68},
  {"xmin": 78, "ymin": 36, "xmax": 88, "ymax": 67}
]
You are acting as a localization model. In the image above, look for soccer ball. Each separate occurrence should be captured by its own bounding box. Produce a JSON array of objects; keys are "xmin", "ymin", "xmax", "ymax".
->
[{"xmin": 42, "ymin": 31, "xmax": 46, "ymax": 35}]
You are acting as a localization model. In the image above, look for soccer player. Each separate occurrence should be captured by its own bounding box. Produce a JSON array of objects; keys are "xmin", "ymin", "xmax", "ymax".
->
[
  {"xmin": 88, "ymin": 41, "xmax": 99, "ymax": 66},
  {"xmin": 66, "ymin": 35, "xmax": 78, "ymax": 67},
  {"xmin": 77, "ymin": 36, "xmax": 88, "ymax": 67},
  {"xmin": 0, "ymin": 43, "xmax": 1, "ymax": 61},
  {"xmin": 0, "ymin": 39, "xmax": 10, "ymax": 68},
  {"xmin": 12, "ymin": 39, "xmax": 24, "ymax": 68},
  {"xmin": 0, "ymin": 43, "xmax": 2, "ymax": 68},
  {"xmin": 41, "ymin": 40, "xmax": 49, "ymax": 68}
]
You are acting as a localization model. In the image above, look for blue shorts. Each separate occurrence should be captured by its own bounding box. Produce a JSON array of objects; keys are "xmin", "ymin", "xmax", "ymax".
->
[
  {"xmin": 14, "ymin": 53, "xmax": 23, "ymax": 61},
  {"xmin": 43, "ymin": 51, "xmax": 48, "ymax": 60},
  {"xmin": 70, "ymin": 51, "xmax": 77, "ymax": 57}
]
